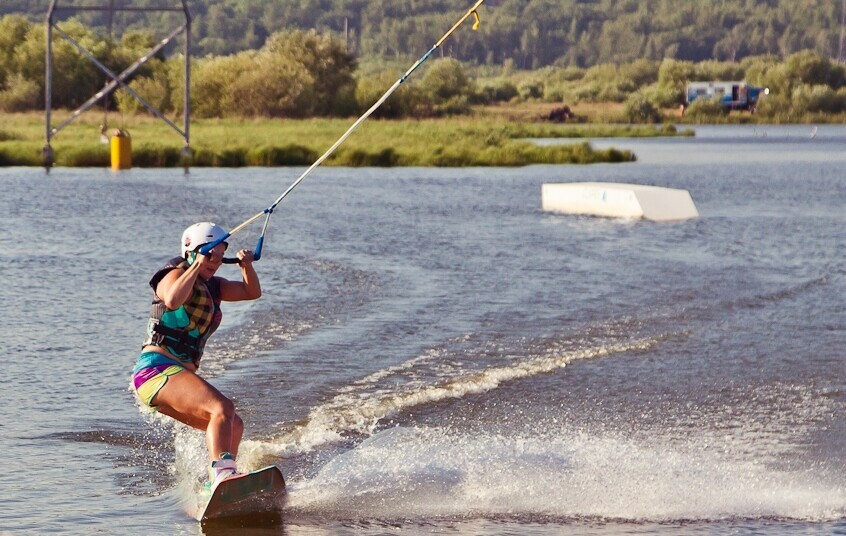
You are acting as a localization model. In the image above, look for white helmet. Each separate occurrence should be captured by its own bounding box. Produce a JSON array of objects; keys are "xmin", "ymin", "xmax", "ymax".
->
[{"xmin": 181, "ymin": 222, "xmax": 228, "ymax": 258}]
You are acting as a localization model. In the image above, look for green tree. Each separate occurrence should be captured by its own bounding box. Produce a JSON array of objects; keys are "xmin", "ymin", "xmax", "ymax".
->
[
  {"xmin": 264, "ymin": 30, "xmax": 357, "ymax": 116},
  {"xmin": 229, "ymin": 50, "xmax": 314, "ymax": 117},
  {"xmin": 0, "ymin": 15, "xmax": 32, "ymax": 88},
  {"xmin": 684, "ymin": 96, "xmax": 728, "ymax": 121},
  {"xmin": 355, "ymin": 70, "xmax": 420, "ymax": 118},
  {"xmin": 187, "ymin": 54, "xmax": 247, "ymax": 118},
  {"xmin": 657, "ymin": 58, "xmax": 696, "ymax": 104},
  {"xmin": 623, "ymin": 92, "xmax": 661, "ymax": 123},
  {"xmin": 419, "ymin": 58, "xmax": 474, "ymax": 102},
  {"xmin": 418, "ymin": 58, "xmax": 475, "ymax": 115},
  {"xmin": 791, "ymin": 84, "xmax": 846, "ymax": 114},
  {"xmin": 783, "ymin": 50, "xmax": 846, "ymax": 89},
  {"xmin": 8, "ymin": 0, "xmax": 846, "ymax": 68},
  {"xmin": 13, "ymin": 19, "xmax": 106, "ymax": 109},
  {"xmin": 0, "ymin": 72, "xmax": 39, "ymax": 111}
]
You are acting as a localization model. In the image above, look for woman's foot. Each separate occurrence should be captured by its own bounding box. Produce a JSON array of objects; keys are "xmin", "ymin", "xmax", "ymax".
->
[{"xmin": 207, "ymin": 453, "xmax": 239, "ymax": 491}]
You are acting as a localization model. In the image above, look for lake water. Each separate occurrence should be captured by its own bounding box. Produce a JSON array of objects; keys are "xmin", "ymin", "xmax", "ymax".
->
[{"xmin": 0, "ymin": 125, "xmax": 844, "ymax": 535}]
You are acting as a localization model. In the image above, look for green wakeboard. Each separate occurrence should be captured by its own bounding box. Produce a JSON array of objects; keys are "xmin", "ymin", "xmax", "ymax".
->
[{"xmin": 198, "ymin": 465, "xmax": 286, "ymax": 521}]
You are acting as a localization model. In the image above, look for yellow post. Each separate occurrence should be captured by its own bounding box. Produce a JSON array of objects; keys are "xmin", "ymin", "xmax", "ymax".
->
[{"xmin": 110, "ymin": 129, "xmax": 132, "ymax": 170}]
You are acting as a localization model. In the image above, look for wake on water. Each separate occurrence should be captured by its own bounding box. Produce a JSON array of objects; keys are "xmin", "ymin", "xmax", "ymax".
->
[
  {"xmin": 237, "ymin": 334, "xmax": 667, "ymax": 460},
  {"xmin": 162, "ymin": 333, "xmax": 845, "ymax": 523}
]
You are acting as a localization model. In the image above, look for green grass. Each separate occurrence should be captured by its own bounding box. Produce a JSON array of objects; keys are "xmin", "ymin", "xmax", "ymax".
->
[{"xmin": 0, "ymin": 110, "xmax": 687, "ymax": 167}]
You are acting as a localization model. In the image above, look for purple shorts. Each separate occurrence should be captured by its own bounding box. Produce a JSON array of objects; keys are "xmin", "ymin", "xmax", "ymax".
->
[{"xmin": 132, "ymin": 361, "xmax": 184, "ymax": 407}]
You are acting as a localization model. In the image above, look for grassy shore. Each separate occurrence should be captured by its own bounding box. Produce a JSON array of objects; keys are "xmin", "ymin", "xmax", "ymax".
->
[{"xmin": 0, "ymin": 107, "xmax": 687, "ymax": 168}]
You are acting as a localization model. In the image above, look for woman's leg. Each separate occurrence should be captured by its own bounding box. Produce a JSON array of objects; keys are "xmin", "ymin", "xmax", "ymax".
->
[
  {"xmin": 152, "ymin": 370, "xmax": 243, "ymax": 461},
  {"xmin": 157, "ymin": 405, "xmax": 244, "ymax": 458}
]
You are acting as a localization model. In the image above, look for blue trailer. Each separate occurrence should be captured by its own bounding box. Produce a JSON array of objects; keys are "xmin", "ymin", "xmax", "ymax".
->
[{"xmin": 685, "ymin": 81, "xmax": 769, "ymax": 111}]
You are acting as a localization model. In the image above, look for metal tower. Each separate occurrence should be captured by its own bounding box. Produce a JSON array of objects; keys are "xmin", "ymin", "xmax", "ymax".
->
[{"xmin": 44, "ymin": 0, "xmax": 192, "ymax": 167}]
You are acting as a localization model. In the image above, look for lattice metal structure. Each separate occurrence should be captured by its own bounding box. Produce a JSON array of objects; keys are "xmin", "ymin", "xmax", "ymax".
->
[{"xmin": 44, "ymin": 0, "xmax": 192, "ymax": 167}]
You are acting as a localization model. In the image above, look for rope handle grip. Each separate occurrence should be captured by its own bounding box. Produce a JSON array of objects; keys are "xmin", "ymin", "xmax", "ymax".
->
[{"xmin": 200, "ymin": 232, "xmax": 264, "ymax": 264}]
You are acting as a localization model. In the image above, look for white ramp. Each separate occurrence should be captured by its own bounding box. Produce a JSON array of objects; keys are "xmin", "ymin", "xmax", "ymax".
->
[{"xmin": 541, "ymin": 182, "xmax": 699, "ymax": 222}]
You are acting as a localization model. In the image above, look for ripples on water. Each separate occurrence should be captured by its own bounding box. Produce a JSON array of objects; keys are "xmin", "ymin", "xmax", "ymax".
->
[{"xmin": 0, "ymin": 126, "xmax": 844, "ymax": 535}]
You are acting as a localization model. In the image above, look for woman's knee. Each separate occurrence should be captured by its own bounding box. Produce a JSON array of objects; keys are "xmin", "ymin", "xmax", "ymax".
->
[{"xmin": 208, "ymin": 396, "xmax": 236, "ymax": 422}]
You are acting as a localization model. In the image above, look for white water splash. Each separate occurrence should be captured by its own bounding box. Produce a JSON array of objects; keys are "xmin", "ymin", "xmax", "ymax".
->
[{"xmin": 285, "ymin": 426, "xmax": 846, "ymax": 522}]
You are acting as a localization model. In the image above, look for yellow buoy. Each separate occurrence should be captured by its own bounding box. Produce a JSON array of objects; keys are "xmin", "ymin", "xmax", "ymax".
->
[{"xmin": 110, "ymin": 129, "xmax": 132, "ymax": 170}]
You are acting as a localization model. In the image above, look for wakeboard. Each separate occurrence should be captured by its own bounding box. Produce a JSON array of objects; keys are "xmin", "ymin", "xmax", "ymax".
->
[{"xmin": 198, "ymin": 465, "xmax": 286, "ymax": 521}]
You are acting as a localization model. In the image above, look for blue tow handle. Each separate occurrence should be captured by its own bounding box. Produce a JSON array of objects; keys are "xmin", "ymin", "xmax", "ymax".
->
[
  {"xmin": 199, "ymin": 234, "xmax": 231, "ymax": 256},
  {"xmin": 253, "ymin": 236, "xmax": 264, "ymax": 262},
  {"xmin": 201, "ymin": 211, "xmax": 267, "ymax": 264},
  {"xmin": 200, "ymin": 232, "xmax": 264, "ymax": 265}
]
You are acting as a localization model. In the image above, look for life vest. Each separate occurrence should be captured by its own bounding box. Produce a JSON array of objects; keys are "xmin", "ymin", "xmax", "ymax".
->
[{"xmin": 142, "ymin": 257, "xmax": 223, "ymax": 365}]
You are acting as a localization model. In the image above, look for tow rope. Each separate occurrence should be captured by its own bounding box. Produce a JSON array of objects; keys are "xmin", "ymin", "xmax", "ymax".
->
[{"xmin": 202, "ymin": 0, "xmax": 487, "ymax": 259}]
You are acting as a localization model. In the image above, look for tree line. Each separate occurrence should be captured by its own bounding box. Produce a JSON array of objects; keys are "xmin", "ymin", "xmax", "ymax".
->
[
  {"xmin": 3, "ymin": 13, "xmax": 846, "ymax": 122},
  {"xmin": 4, "ymin": 0, "xmax": 846, "ymax": 68},
  {"xmin": 0, "ymin": 14, "xmax": 479, "ymax": 118}
]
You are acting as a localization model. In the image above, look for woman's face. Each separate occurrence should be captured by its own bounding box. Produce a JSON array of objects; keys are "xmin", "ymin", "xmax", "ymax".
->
[{"xmin": 194, "ymin": 242, "xmax": 227, "ymax": 278}]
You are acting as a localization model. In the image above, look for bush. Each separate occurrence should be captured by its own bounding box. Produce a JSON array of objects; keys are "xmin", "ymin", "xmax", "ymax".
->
[
  {"xmin": 115, "ymin": 73, "xmax": 172, "ymax": 114},
  {"xmin": 791, "ymin": 84, "xmax": 846, "ymax": 114},
  {"xmin": 620, "ymin": 59, "xmax": 659, "ymax": 88},
  {"xmin": 419, "ymin": 58, "xmax": 475, "ymax": 103},
  {"xmin": 753, "ymin": 92, "xmax": 791, "ymax": 120},
  {"xmin": 189, "ymin": 148, "xmax": 217, "ymax": 167},
  {"xmin": 0, "ymin": 73, "xmax": 39, "ymax": 112},
  {"xmin": 517, "ymin": 80, "xmax": 544, "ymax": 100},
  {"xmin": 539, "ymin": 65, "xmax": 587, "ymax": 102},
  {"xmin": 432, "ymin": 95, "xmax": 471, "ymax": 116},
  {"xmin": 246, "ymin": 144, "xmax": 317, "ymax": 166},
  {"xmin": 355, "ymin": 71, "xmax": 420, "ymax": 118},
  {"xmin": 555, "ymin": 66, "xmax": 588, "ymax": 82},
  {"xmin": 581, "ymin": 63, "xmax": 630, "ymax": 101},
  {"xmin": 683, "ymin": 97, "xmax": 729, "ymax": 120},
  {"xmin": 264, "ymin": 30, "xmax": 357, "ymax": 116},
  {"xmin": 180, "ymin": 147, "xmax": 250, "ymax": 167},
  {"xmin": 658, "ymin": 58, "xmax": 696, "ymax": 93},
  {"xmin": 623, "ymin": 93, "xmax": 662, "ymax": 123},
  {"xmin": 0, "ymin": 143, "xmax": 38, "ymax": 165},
  {"xmin": 695, "ymin": 60, "xmax": 745, "ymax": 82},
  {"xmin": 783, "ymin": 50, "xmax": 846, "ymax": 89},
  {"xmin": 415, "ymin": 58, "xmax": 476, "ymax": 116},
  {"xmin": 229, "ymin": 55, "xmax": 313, "ymax": 117},
  {"xmin": 187, "ymin": 30, "xmax": 356, "ymax": 118},
  {"xmin": 640, "ymin": 83, "xmax": 684, "ymax": 108},
  {"xmin": 213, "ymin": 147, "xmax": 248, "ymax": 167},
  {"xmin": 14, "ymin": 19, "xmax": 105, "ymax": 109},
  {"xmin": 0, "ymin": 15, "xmax": 33, "ymax": 89},
  {"xmin": 742, "ymin": 55, "xmax": 781, "ymax": 88},
  {"xmin": 132, "ymin": 144, "xmax": 181, "ymax": 167},
  {"xmin": 477, "ymin": 81, "xmax": 519, "ymax": 104},
  {"xmin": 335, "ymin": 147, "xmax": 401, "ymax": 167},
  {"xmin": 62, "ymin": 146, "xmax": 110, "ymax": 167},
  {"xmin": 188, "ymin": 54, "xmax": 247, "ymax": 118}
]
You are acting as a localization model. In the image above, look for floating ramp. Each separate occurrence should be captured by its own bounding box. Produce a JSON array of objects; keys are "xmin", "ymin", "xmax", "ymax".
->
[{"xmin": 541, "ymin": 182, "xmax": 699, "ymax": 222}]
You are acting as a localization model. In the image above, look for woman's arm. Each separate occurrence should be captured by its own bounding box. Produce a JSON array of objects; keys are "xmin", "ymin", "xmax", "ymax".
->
[
  {"xmin": 219, "ymin": 249, "xmax": 262, "ymax": 302},
  {"xmin": 155, "ymin": 260, "xmax": 203, "ymax": 309}
]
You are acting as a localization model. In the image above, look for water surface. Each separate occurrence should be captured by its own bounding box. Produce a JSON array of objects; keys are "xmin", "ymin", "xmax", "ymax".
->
[{"xmin": 0, "ymin": 124, "xmax": 844, "ymax": 534}]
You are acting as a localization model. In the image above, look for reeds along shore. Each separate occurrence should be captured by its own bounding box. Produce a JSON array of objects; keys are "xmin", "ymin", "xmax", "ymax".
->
[{"xmin": 0, "ymin": 112, "xmax": 688, "ymax": 168}]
